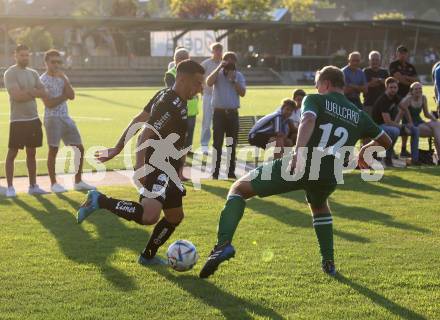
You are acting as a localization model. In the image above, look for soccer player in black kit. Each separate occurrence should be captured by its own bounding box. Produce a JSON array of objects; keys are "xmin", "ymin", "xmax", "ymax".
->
[{"xmin": 77, "ymin": 60, "xmax": 205, "ymax": 265}]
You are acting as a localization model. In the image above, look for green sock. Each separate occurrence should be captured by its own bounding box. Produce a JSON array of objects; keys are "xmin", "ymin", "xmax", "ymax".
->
[
  {"xmin": 313, "ymin": 213, "xmax": 334, "ymax": 262},
  {"xmin": 217, "ymin": 195, "xmax": 246, "ymax": 245}
]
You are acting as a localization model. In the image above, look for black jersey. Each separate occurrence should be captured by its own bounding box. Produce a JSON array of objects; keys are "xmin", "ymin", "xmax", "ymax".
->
[{"xmin": 143, "ymin": 88, "xmax": 188, "ymax": 170}]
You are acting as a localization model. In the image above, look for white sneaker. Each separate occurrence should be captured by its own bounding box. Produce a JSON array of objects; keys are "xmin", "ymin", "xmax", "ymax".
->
[
  {"xmin": 74, "ymin": 181, "xmax": 96, "ymax": 191},
  {"xmin": 51, "ymin": 183, "xmax": 68, "ymax": 193},
  {"xmin": 28, "ymin": 184, "xmax": 49, "ymax": 195},
  {"xmin": 6, "ymin": 186, "xmax": 16, "ymax": 198}
]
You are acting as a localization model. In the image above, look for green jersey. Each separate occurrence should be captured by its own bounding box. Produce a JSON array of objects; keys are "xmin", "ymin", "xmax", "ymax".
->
[{"xmin": 301, "ymin": 92, "xmax": 383, "ymax": 183}]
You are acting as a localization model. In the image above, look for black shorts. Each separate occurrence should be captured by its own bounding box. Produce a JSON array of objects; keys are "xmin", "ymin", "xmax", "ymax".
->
[
  {"xmin": 9, "ymin": 118, "xmax": 43, "ymax": 149},
  {"xmin": 139, "ymin": 169, "xmax": 186, "ymax": 210},
  {"xmin": 248, "ymin": 132, "xmax": 274, "ymax": 149}
]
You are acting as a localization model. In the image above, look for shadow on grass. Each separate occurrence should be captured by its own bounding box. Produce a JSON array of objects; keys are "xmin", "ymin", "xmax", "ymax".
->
[
  {"xmin": 76, "ymin": 93, "xmax": 140, "ymax": 110},
  {"xmin": 12, "ymin": 194, "xmax": 149, "ymax": 291},
  {"xmin": 335, "ymin": 273, "xmax": 427, "ymax": 320},
  {"xmin": 378, "ymin": 173, "xmax": 439, "ymax": 192},
  {"xmin": 330, "ymin": 202, "xmax": 430, "ymax": 234},
  {"xmin": 146, "ymin": 266, "xmax": 285, "ymax": 320},
  {"xmin": 202, "ymin": 183, "xmax": 370, "ymax": 243},
  {"xmin": 339, "ymin": 175, "xmax": 430, "ymax": 199}
]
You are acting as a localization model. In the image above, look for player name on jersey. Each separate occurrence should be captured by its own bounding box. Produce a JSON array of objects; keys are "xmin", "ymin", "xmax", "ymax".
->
[{"xmin": 325, "ymin": 100, "xmax": 360, "ymax": 126}]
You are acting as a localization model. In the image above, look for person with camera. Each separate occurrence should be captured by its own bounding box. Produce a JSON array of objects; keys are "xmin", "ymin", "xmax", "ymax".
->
[
  {"xmin": 207, "ymin": 51, "xmax": 246, "ymax": 179},
  {"xmin": 372, "ymin": 77, "xmax": 420, "ymax": 166}
]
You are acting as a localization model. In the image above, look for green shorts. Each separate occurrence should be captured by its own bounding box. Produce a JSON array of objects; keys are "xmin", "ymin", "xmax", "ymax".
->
[{"xmin": 250, "ymin": 158, "xmax": 337, "ymax": 208}]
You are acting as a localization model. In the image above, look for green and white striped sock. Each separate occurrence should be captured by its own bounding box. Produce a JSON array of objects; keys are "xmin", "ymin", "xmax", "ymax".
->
[{"xmin": 313, "ymin": 213, "xmax": 334, "ymax": 262}]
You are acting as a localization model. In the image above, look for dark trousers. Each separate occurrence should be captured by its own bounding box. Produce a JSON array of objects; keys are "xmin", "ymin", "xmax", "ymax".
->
[{"xmin": 212, "ymin": 109, "xmax": 239, "ymax": 176}]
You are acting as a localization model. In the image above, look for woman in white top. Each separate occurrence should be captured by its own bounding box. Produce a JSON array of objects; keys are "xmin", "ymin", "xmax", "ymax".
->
[{"xmin": 401, "ymin": 82, "xmax": 440, "ymax": 161}]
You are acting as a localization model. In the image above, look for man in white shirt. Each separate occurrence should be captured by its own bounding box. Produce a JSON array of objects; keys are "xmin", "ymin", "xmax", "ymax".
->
[
  {"xmin": 40, "ymin": 49, "xmax": 95, "ymax": 192},
  {"xmin": 200, "ymin": 43, "xmax": 223, "ymax": 154}
]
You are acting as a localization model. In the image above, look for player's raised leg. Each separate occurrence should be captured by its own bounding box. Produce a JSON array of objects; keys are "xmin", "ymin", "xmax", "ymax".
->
[{"xmin": 77, "ymin": 190, "xmax": 160, "ymax": 225}]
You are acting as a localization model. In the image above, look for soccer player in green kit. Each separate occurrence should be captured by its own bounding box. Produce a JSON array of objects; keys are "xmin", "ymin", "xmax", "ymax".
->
[{"xmin": 200, "ymin": 66, "xmax": 392, "ymax": 278}]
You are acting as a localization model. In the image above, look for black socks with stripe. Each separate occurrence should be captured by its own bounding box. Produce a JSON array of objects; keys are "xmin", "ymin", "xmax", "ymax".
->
[
  {"xmin": 98, "ymin": 194, "xmax": 144, "ymax": 224},
  {"xmin": 141, "ymin": 218, "xmax": 179, "ymax": 259}
]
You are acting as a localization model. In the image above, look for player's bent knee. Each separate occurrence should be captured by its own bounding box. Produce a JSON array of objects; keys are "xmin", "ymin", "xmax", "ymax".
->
[
  {"xmin": 142, "ymin": 214, "xmax": 160, "ymax": 226},
  {"xmin": 229, "ymin": 179, "xmax": 255, "ymax": 200},
  {"xmin": 163, "ymin": 208, "xmax": 185, "ymax": 225}
]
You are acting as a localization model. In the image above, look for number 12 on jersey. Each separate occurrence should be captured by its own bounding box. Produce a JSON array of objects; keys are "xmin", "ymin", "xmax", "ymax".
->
[{"xmin": 317, "ymin": 123, "xmax": 349, "ymax": 156}]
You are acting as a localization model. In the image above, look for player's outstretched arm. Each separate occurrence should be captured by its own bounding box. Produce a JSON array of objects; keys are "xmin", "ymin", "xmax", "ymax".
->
[
  {"xmin": 95, "ymin": 110, "xmax": 150, "ymax": 163},
  {"xmin": 358, "ymin": 132, "xmax": 392, "ymax": 169}
]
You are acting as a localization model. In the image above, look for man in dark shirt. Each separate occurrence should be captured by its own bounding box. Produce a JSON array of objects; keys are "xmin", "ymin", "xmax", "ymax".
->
[
  {"xmin": 372, "ymin": 77, "xmax": 419, "ymax": 166},
  {"xmin": 389, "ymin": 45, "xmax": 419, "ymax": 156},
  {"xmin": 389, "ymin": 46, "xmax": 418, "ymax": 97},
  {"xmin": 363, "ymin": 51, "xmax": 389, "ymax": 115},
  {"xmin": 77, "ymin": 60, "xmax": 205, "ymax": 265}
]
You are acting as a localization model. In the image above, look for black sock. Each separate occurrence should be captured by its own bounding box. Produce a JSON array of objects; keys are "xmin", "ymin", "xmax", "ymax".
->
[
  {"xmin": 141, "ymin": 218, "xmax": 179, "ymax": 259},
  {"xmin": 98, "ymin": 194, "xmax": 144, "ymax": 224}
]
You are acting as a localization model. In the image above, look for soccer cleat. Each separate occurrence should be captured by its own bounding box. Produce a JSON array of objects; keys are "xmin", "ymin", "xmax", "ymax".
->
[
  {"xmin": 77, "ymin": 190, "xmax": 101, "ymax": 224},
  {"xmin": 322, "ymin": 260, "xmax": 337, "ymax": 276},
  {"xmin": 138, "ymin": 254, "xmax": 168, "ymax": 266},
  {"xmin": 199, "ymin": 242, "xmax": 235, "ymax": 279}
]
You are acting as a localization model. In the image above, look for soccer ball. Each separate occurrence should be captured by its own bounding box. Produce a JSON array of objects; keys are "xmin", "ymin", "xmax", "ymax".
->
[{"xmin": 167, "ymin": 240, "xmax": 199, "ymax": 272}]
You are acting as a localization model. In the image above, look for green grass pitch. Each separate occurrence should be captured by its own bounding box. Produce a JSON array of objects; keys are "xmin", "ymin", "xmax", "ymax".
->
[{"xmin": 0, "ymin": 86, "xmax": 439, "ymax": 319}]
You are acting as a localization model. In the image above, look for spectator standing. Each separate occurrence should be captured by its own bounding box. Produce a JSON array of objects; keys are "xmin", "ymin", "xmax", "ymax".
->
[
  {"xmin": 200, "ymin": 42, "xmax": 223, "ymax": 154},
  {"xmin": 207, "ymin": 51, "xmax": 246, "ymax": 179},
  {"xmin": 164, "ymin": 48, "xmax": 200, "ymax": 180},
  {"xmin": 363, "ymin": 51, "xmax": 389, "ymax": 116},
  {"xmin": 372, "ymin": 77, "xmax": 420, "ymax": 166},
  {"xmin": 3, "ymin": 45, "xmax": 48, "ymax": 197},
  {"xmin": 389, "ymin": 45, "xmax": 419, "ymax": 156},
  {"xmin": 40, "ymin": 49, "xmax": 95, "ymax": 193},
  {"xmin": 342, "ymin": 52, "xmax": 368, "ymax": 109}
]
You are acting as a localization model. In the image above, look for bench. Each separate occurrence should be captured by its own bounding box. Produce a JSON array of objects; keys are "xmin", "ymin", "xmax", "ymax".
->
[{"xmin": 237, "ymin": 115, "xmax": 264, "ymax": 167}]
